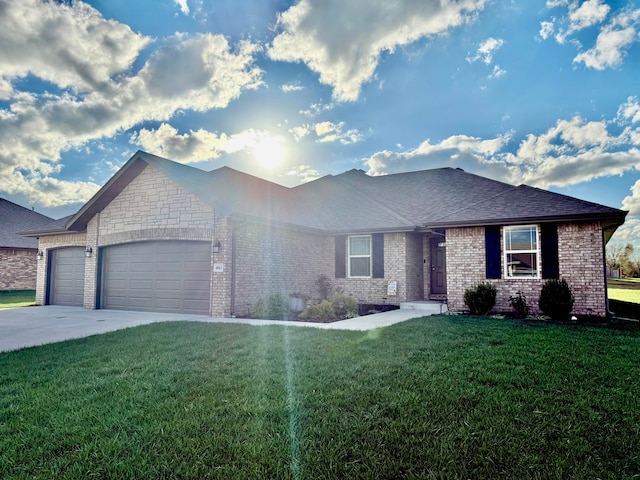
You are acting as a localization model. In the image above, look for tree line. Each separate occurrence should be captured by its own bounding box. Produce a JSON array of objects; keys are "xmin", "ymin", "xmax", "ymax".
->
[{"xmin": 607, "ymin": 243, "xmax": 640, "ymax": 278}]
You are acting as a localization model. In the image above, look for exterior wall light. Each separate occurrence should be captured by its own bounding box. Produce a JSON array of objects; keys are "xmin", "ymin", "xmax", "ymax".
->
[
  {"xmin": 36, "ymin": 250, "xmax": 44, "ymax": 260},
  {"xmin": 85, "ymin": 246, "xmax": 93, "ymax": 257},
  {"xmin": 213, "ymin": 239, "xmax": 221, "ymax": 254}
]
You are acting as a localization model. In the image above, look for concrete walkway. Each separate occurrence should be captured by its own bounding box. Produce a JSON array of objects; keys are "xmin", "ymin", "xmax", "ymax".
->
[{"xmin": 0, "ymin": 302, "xmax": 447, "ymax": 353}]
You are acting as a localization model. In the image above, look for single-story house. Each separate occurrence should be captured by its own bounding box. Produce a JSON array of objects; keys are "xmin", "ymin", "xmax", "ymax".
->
[
  {"xmin": 0, "ymin": 198, "xmax": 53, "ymax": 290},
  {"xmin": 24, "ymin": 151, "xmax": 627, "ymax": 317}
]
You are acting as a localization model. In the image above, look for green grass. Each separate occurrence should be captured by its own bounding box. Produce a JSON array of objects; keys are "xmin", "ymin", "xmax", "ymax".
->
[
  {"xmin": 2, "ymin": 317, "xmax": 640, "ymax": 479},
  {"xmin": 0, "ymin": 290, "xmax": 35, "ymax": 309},
  {"xmin": 608, "ymin": 278, "xmax": 640, "ymax": 304}
]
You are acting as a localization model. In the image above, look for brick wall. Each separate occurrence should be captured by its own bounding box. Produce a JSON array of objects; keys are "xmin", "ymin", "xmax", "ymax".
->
[
  {"xmin": 445, "ymin": 222, "xmax": 607, "ymax": 316},
  {"xmin": 232, "ymin": 221, "xmax": 333, "ymax": 316},
  {"xmin": 0, "ymin": 248, "xmax": 38, "ymax": 290}
]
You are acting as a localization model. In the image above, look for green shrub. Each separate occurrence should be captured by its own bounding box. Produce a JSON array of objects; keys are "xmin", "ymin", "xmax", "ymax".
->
[
  {"xmin": 331, "ymin": 295, "xmax": 359, "ymax": 319},
  {"xmin": 299, "ymin": 300, "xmax": 336, "ymax": 321},
  {"xmin": 464, "ymin": 282, "xmax": 497, "ymax": 315},
  {"xmin": 509, "ymin": 291, "xmax": 530, "ymax": 318},
  {"xmin": 539, "ymin": 278, "xmax": 575, "ymax": 320},
  {"xmin": 252, "ymin": 293, "xmax": 291, "ymax": 320}
]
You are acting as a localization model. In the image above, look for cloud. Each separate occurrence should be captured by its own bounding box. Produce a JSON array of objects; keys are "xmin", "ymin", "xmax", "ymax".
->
[
  {"xmin": 174, "ymin": 0, "xmax": 190, "ymax": 15},
  {"xmin": 617, "ymin": 96, "xmax": 640, "ymax": 125},
  {"xmin": 282, "ymin": 83, "xmax": 304, "ymax": 92},
  {"xmin": 0, "ymin": 0, "xmax": 262, "ymax": 207},
  {"xmin": 467, "ymin": 37, "xmax": 504, "ymax": 64},
  {"xmin": 0, "ymin": 0, "xmax": 151, "ymax": 93},
  {"xmin": 130, "ymin": 123, "xmax": 284, "ymax": 164},
  {"xmin": 290, "ymin": 125, "xmax": 311, "ymax": 141},
  {"xmin": 313, "ymin": 121, "xmax": 364, "ymax": 144},
  {"xmin": 364, "ymin": 103, "xmax": 640, "ymax": 192},
  {"xmin": 573, "ymin": 9, "xmax": 640, "ymax": 70},
  {"xmin": 268, "ymin": 0, "xmax": 487, "ymax": 101},
  {"xmin": 286, "ymin": 164, "xmax": 320, "ymax": 183},
  {"xmin": 541, "ymin": 1, "xmax": 640, "ymax": 69}
]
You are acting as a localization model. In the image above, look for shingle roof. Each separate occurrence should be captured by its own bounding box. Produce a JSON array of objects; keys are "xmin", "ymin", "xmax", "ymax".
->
[
  {"xmin": 29, "ymin": 151, "xmax": 627, "ymax": 237},
  {"xmin": 0, "ymin": 199, "xmax": 53, "ymax": 248}
]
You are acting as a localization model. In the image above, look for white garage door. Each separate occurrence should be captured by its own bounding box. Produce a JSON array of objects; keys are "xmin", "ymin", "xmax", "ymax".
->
[
  {"xmin": 101, "ymin": 241, "xmax": 212, "ymax": 315},
  {"xmin": 49, "ymin": 247, "xmax": 86, "ymax": 306}
]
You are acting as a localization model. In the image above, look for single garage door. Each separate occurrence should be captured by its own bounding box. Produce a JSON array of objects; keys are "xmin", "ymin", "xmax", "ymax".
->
[
  {"xmin": 49, "ymin": 247, "xmax": 86, "ymax": 306},
  {"xmin": 101, "ymin": 241, "xmax": 212, "ymax": 315}
]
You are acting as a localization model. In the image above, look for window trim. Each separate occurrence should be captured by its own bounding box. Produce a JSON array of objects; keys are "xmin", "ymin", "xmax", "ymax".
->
[
  {"xmin": 348, "ymin": 235, "xmax": 372, "ymax": 278},
  {"xmin": 503, "ymin": 225, "xmax": 541, "ymax": 279}
]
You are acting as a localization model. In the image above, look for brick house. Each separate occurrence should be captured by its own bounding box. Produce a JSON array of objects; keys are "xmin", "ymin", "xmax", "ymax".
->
[
  {"xmin": 24, "ymin": 151, "xmax": 627, "ymax": 317},
  {"xmin": 0, "ymin": 198, "xmax": 53, "ymax": 290}
]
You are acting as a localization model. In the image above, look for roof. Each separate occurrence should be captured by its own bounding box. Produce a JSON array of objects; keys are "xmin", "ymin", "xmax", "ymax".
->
[
  {"xmin": 24, "ymin": 150, "xmax": 627, "ymax": 237},
  {"xmin": 0, "ymin": 198, "xmax": 53, "ymax": 248}
]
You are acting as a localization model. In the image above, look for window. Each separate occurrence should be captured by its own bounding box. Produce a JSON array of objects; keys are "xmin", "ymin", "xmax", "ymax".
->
[
  {"xmin": 349, "ymin": 235, "xmax": 371, "ymax": 277},
  {"xmin": 504, "ymin": 225, "xmax": 539, "ymax": 278}
]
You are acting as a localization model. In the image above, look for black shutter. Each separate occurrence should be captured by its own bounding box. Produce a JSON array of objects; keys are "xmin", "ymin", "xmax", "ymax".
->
[
  {"xmin": 372, "ymin": 233, "xmax": 384, "ymax": 278},
  {"xmin": 485, "ymin": 226, "xmax": 501, "ymax": 279},
  {"xmin": 335, "ymin": 235, "xmax": 346, "ymax": 278},
  {"xmin": 541, "ymin": 223, "xmax": 559, "ymax": 279}
]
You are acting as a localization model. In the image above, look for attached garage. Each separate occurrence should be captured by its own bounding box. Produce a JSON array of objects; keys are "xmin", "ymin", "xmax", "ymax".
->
[
  {"xmin": 49, "ymin": 247, "xmax": 86, "ymax": 306},
  {"xmin": 100, "ymin": 241, "xmax": 212, "ymax": 315}
]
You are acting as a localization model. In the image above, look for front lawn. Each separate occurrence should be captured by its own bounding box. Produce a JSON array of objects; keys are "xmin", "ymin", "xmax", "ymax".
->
[
  {"xmin": 609, "ymin": 278, "xmax": 640, "ymax": 304},
  {"xmin": 0, "ymin": 290, "xmax": 35, "ymax": 309},
  {"xmin": 1, "ymin": 317, "xmax": 640, "ymax": 479}
]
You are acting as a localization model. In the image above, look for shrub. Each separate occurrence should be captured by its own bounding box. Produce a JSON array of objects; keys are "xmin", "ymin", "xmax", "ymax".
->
[
  {"xmin": 299, "ymin": 300, "xmax": 336, "ymax": 321},
  {"xmin": 539, "ymin": 278, "xmax": 575, "ymax": 320},
  {"xmin": 509, "ymin": 291, "xmax": 530, "ymax": 318},
  {"xmin": 252, "ymin": 293, "xmax": 291, "ymax": 320},
  {"xmin": 463, "ymin": 282, "xmax": 497, "ymax": 315},
  {"xmin": 316, "ymin": 274, "xmax": 334, "ymax": 301},
  {"xmin": 331, "ymin": 295, "xmax": 359, "ymax": 319}
]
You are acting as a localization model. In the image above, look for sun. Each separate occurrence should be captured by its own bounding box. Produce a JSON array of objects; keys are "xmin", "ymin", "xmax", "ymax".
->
[{"xmin": 252, "ymin": 136, "xmax": 286, "ymax": 169}]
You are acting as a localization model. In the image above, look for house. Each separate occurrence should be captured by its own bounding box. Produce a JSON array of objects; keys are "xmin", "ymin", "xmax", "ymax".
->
[
  {"xmin": 23, "ymin": 151, "xmax": 627, "ymax": 317},
  {"xmin": 0, "ymin": 198, "xmax": 53, "ymax": 290}
]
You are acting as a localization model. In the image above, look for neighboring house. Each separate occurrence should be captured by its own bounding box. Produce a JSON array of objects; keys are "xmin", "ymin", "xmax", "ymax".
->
[
  {"xmin": 23, "ymin": 151, "xmax": 627, "ymax": 316},
  {"xmin": 0, "ymin": 198, "xmax": 53, "ymax": 290}
]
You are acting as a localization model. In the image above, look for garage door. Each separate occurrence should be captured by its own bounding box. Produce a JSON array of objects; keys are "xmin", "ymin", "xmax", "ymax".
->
[
  {"xmin": 101, "ymin": 241, "xmax": 212, "ymax": 315},
  {"xmin": 49, "ymin": 247, "xmax": 86, "ymax": 306}
]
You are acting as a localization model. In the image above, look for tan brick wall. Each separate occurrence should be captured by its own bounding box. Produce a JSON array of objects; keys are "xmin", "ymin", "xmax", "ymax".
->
[
  {"xmin": 232, "ymin": 221, "xmax": 333, "ymax": 316},
  {"xmin": 334, "ymin": 232, "xmax": 423, "ymax": 305},
  {"xmin": 0, "ymin": 248, "xmax": 38, "ymax": 290},
  {"xmin": 445, "ymin": 222, "xmax": 607, "ymax": 316}
]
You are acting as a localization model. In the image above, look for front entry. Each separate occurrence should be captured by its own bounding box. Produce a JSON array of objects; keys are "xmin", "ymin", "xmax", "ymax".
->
[{"xmin": 430, "ymin": 237, "xmax": 447, "ymax": 296}]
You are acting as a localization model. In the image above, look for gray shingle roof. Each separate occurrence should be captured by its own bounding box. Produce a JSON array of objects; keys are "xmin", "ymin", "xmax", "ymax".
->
[
  {"xmin": 0, "ymin": 199, "xmax": 53, "ymax": 248},
  {"xmin": 33, "ymin": 151, "xmax": 627, "ymax": 237}
]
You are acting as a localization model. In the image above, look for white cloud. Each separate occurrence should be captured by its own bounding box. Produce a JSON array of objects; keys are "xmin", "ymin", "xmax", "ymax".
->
[
  {"xmin": 290, "ymin": 125, "xmax": 311, "ymax": 141},
  {"xmin": 286, "ymin": 164, "xmax": 320, "ymax": 183},
  {"xmin": 364, "ymin": 103, "xmax": 640, "ymax": 192},
  {"xmin": 313, "ymin": 121, "xmax": 363, "ymax": 144},
  {"xmin": 567, "ymin": 0, "xmax": 610, "ymax": 34},
  {"xmin": 0, "ymin": 0, "xmax": 151, "ymax": 93},
  {"xmin": 489, "ymin": 64, "xmax": 506, "ymax": 78},
  {"xmin": 130, "ymin": 124, "xmax": 285, "ymax": 164},
  {"xmin": 174, "ymin": 0, "xmax": 190, "ymax": 15},
  {"xmin": 467, "ymin": 37, "xmax": 504, "ymax": 64},
  {"xmin": 0, "ymin": 0, "xmax": 262, "ymax": 207},
  {"xmin": 622, "ymin": 179, "xmax": 640, "ymax": 216},
  {"xmin": 299, "ymin": 101, "xmax": 334, "ymax": 117},
  {"xmin": 268, "ymin": 0, "xmax": 487, "ymax": 101},
  {"xmin": 573, "ymin": 9, "xmax": 640, "ymax": 70},
  {"xmin": 282, "ymin": 83, "xmax": 304, "ymax": 92},
  {"xmin": 541, "ymin": 2, "xmax": 640, "ymax": 69},
  {"xmin": 617, "ymin": 96, "xmax": 640, "ymax": 125}
]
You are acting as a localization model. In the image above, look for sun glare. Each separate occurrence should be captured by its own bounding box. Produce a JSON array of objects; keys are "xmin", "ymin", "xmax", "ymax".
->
[{"xmin": 252, "ymin": 137, "xmax": 286, "ymax": 169}]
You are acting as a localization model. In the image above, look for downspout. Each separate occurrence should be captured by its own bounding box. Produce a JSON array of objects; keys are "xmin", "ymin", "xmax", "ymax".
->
[{"xmin": 602, "ymin": 226, "xmax": 614, "ymax": 317}]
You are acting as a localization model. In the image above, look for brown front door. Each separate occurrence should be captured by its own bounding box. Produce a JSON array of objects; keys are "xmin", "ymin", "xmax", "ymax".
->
[{"xmin": 430, "ymin": 237, "xmax": 447, "ymax": 295}]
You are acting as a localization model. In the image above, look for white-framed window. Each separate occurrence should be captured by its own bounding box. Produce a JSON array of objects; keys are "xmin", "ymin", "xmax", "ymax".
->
[
  {"xmin": 348, "ymin": 235, "xmax": 371, "ymax": 277},
  {"xmin": 503, "ymin": 225, "xmax": 540, "ymax": 278}
]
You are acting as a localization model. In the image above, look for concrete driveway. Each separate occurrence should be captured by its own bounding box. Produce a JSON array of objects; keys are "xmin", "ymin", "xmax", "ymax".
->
[{"xmin": 0, "ymin": 305, "xmax": 437, "ymax": 353}]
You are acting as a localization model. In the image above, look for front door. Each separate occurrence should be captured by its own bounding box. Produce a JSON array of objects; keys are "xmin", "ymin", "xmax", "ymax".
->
[{"xmin": 430, "ymin": 237, "xmax": 447, "ymax": 295}]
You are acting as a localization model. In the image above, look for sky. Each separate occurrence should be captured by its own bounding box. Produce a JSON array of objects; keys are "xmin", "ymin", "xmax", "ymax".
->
[{"xmin": 0, "ymin": 0, "xmax": 639, "ymax": 247}]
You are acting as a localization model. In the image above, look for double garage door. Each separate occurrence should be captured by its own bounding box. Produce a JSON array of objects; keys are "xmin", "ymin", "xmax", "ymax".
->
[{"xmin": 101, "ymin": 241, "xmax": 212, "ymax": 315}]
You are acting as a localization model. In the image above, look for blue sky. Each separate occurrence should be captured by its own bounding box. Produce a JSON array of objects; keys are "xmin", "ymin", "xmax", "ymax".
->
[{"xmin": 1, "ymin": 0, "xmax": 639, "ymax": 246}]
